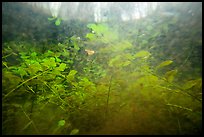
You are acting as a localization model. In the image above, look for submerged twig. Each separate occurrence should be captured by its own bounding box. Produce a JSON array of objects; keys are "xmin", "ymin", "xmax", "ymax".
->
[
  {"xmin": 21, "ymin": 106, "xmax": 39, "ymax": 134},
  {"xmin": 177, "ymin": 117, "xmax": 182, "ymax": 134},
  {"xmin": 166, "ymin": 103, "xmax": 192, "ymax": 112},
  {"xmin": 3, "ymin": 70, "xmax": 48, "ymax": 99},
  {"xmin": 177, "ymin": 44, "xmax": 194, "ymax": 70},
  {"xmin": 105, "ymin": 74, "xmax": 113, "ymax": 118},
  {"xmin": 2, "ymin": 52, "xmax": 18, "ymax": 59}
]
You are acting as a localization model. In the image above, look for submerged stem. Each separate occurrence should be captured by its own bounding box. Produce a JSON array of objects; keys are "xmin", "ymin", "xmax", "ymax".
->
[
  {"xmin": 105, "ymin": 74, "xmax": 113, "ymax": 119},
  {"xmin": 177, "ymin": 117, "xmax": 182, "ymax": 134},
  {"xmin": 21, "ymin": 106, "xmax": 39, "ymax": 134},
  {"xmin": 3, "ymin": 70, "xmax": 48, "ymax": 99}
]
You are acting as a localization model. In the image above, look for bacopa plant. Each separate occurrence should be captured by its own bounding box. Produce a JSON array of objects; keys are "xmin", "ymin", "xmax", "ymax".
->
[{"xmin": 2, "ymin": 18, "xmax": 202, "ymax": 135}]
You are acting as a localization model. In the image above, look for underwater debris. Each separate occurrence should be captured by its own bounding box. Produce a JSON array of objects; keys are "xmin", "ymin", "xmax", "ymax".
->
[{"xmin": 85, "ymin": 49, "xmax": 95, "ymax": 56}]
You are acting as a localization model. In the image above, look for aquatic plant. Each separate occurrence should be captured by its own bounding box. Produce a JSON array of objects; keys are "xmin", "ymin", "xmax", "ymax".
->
[
  {"xmin": 48, "ymin": 16, "xmax": 62, "ymax": 26},
  {"xmin": 2, "ymin": 5, "xmax": 202, "ymax": 134}
]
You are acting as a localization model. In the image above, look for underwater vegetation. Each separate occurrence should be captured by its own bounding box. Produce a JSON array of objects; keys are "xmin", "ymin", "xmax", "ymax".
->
[
  {"xmin": 2, "ymin": 2, "xmax": 202, "ymax": 135},
  {"xmin": 48, "ymin": 16, "xmax": 62, "ymax": 26}
]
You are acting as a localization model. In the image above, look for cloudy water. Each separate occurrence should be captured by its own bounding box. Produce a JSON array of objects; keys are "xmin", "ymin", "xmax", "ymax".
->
[{"xmin": 2, "ymin": 2, "xmax": 202, "ymax": 135}]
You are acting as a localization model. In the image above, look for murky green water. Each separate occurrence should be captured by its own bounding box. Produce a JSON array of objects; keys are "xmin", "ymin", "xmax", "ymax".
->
[{"xmin": 2, "ymin": 2, "xmax": 202, "ymax": 135}]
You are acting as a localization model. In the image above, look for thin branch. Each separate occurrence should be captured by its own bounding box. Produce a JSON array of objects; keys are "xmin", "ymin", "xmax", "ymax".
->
[
  {"xmin": 21, "ymin": 106, "xmax": 39, "ymax": 134},
  {"xmin": 177, "ymin": 117, "xmax": 182, "ymax": 134},
  {"xmin": 2, "ymin": 52, "xmax": 18, "ymax": 59},
  {"xmin": 3, "ymin": 70, "xmax": 48, "ymax": 99},
  {"xmin": 166, "ymin": 103, "xmax": 192, "ymax": 112},
  {"xmin": 105, "ymin": 74, "xmax": 113, "ymax": 118},
  {"xmin": 26, "ymin": 85, "xmax": 35, "ymax": 94}
]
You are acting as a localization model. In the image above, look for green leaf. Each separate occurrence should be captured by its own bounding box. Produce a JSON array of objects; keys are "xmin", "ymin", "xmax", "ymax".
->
[
  {"xmin": 52, "ymin": 69, "xmax": 61, "ymax": 76},
  {"xmin": 55, "ymin": 18, "xmax": 61, "ymax": 26},
  {"xmin": 183, "ymin": 78, "xmax": 202, "ymax": 90},
  {"xmin": 70, "ymin": 129, "xmax": 79, "ymax": 135},
  {"xmin": 41, "ymin": 57, "xmax": 56, "ymax": 69},
  {"xmin": 58, "ymin": 120, "xmax": 65, "ymax": 127},
  {"xmin": 49, "ymin": 57, "xmax": 57, "ymax": 67},
  {"xmin": 67, "ymin": 70, "xmax": 77, "ymax": 82},
  {"xmin": 87, "ymin": 23, "xmax": 95, "ymax": 29},
  {"xmin": 62, "ymin": 49, "xmax": 70, "ymax": 57},
  {"xmin": 58, "ymin": 63, "xmax": 66, "ymax": 71},
  {"xmin": 55, "ymin": 57, "xmax": 61, "ymax": 63},
  {"xmin": 86, "ymin": 33, "xmax": 96, "ymax": 40},
  {"xmin": 26, "ymin": 62, "xmax": 43, "ymax": 75},
  {"xmin": 122, "ymin": 61, "xmax": 131, "ymax": 67},
  {"xmin": 134, "ymin": 50, "xmax": 151, "ymax": 58},
  {"xmin": 67, "ymin": 60, "xmax": 73, "ymax": 64},
  {"xmin": 2, "ymin": 61, "xmax": 8, "ymax": 68},
  {"xmin": 156, "ymin": 60, "xmax": 173, "ymax": 70},
  {"xmin": 87, "ymin": 24, "xmax": 108, "ymax": 33},
  {"xmin": 48, "ymin": 17, "xmax": 56, "ymax": 21},
  {"xmin": 31, "ymin": 52, "xmax": 37, "ymax": 57},
  {"xmin": 20, "ymin": 52, "xmax": 29, "ymax": 59},
  {"xmin": 44, "ymin": 50, "xmax": 54, "ymax": 57},
  {"xmin": 164, "ymin": 69, "xmax": 178, "ymax": 82}
]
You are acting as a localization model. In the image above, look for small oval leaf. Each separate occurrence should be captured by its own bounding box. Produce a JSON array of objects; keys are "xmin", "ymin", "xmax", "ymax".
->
[
  {"xmin": 183, "ymin": 78, "xmax": 202, "ymax": 90},
  {"xmin": 86, "ymin": 33, "xmax": 96, "ymax": 40},
  {"xmin": 55, "ymin": 18, "xmax": 61, "ymax": 26},
  {"xmin": 58, "ymin": 63, "xmax": 66, "ymax": 71},
  {"xmin": 165, "ymin": 69, "xmax": 177, "ymax": 82},
  {"xmin": 70, "ymin": 129, "xmax": 79, "ymax": 135},
  {"xmin": 134, "ymin": 50, "xmax": 151, "ymax": 58},
  {"xmin": 58, "ymin": 120, "xmax": 65, "ymax": 127},
  {"xmin": 156, "ymin": 60, "xmax": 173, "ymax": 70}
]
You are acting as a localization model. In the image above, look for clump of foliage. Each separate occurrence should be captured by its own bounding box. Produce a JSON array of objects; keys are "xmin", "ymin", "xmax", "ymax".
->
[
  {"xmin": 48, "ymin": 16, "xmax": 62, "ymax": 26},
  {"xmin": 83, "ymin": 21, "xmax": 202, "ymax": 134},
  {"xmin": 2, "ymin": 36, "xmax": 97, "ymax": 134}
]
